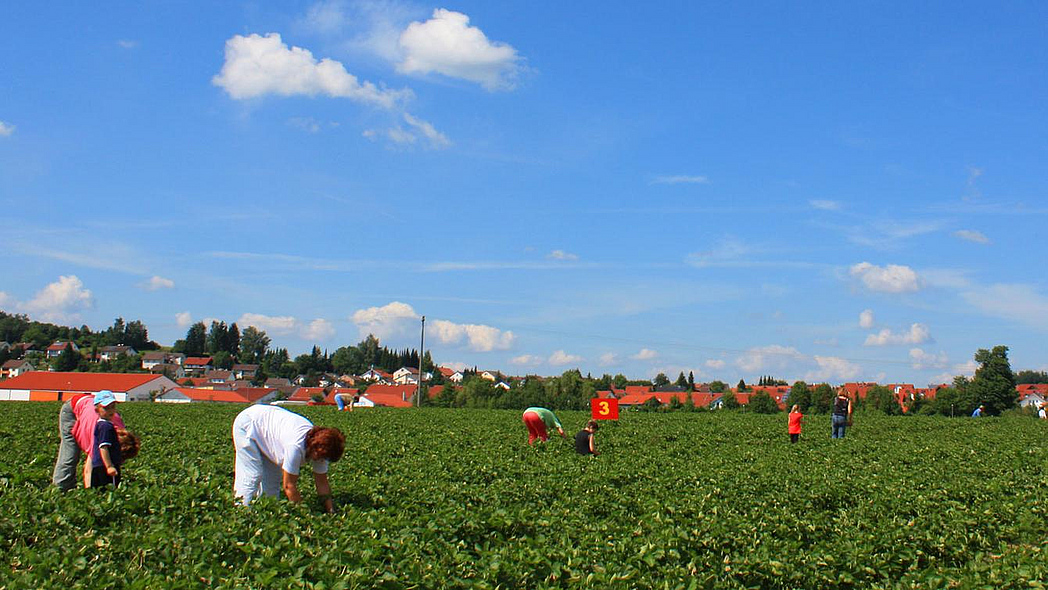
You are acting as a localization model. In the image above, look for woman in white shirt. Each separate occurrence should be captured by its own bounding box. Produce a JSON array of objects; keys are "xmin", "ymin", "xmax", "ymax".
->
[{"xmin": 232, "ymin": 404, "xmax": 345, "ymax": 512}]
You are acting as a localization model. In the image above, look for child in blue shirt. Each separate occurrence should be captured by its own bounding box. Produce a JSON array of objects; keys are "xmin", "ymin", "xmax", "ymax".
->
[{"xmin": 90, "ymin": 391, "xmax": 140, "ymax": 488}]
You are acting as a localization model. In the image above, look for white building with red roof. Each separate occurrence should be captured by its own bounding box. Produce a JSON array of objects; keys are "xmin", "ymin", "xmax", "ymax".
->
[
  {"xmin": 0, "ymin": 371, "xmax": 178, "ymax": 402},
  {"xmin": 156, "ymin": 387, "xmax": 251, "ymax": 404},
  {"xmin": 1, "ymin": 359, "xmax": 35, "ymax": 379}
]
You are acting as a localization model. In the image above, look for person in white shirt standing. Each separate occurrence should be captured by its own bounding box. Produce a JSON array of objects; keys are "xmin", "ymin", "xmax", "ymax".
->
[
  {"xmin": 232, "ymin": 404, "xmax": 345, "ymax": 512},
  {"xmin": 1038, "ymin": 402, "xmax": 1047, "ymax": 420}
]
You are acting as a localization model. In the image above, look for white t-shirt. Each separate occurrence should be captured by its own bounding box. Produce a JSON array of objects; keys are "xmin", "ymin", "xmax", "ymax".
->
[
  {"xmin": 1039, "ymin": 407, "xmax": 1046, "ymax": 420},
  {"xmin": 238, "ymin": 405, "xmax": 329, "ymax": 475}
]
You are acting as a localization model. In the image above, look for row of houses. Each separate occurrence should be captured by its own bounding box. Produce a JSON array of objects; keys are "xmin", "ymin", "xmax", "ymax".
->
[
  {"xmin": 0, "ymin": 371, "xmax": 452, "ymax": 409},
  {"xmin": 598, "ymin": 382, "xmax": 1048, "ymax": 411}
]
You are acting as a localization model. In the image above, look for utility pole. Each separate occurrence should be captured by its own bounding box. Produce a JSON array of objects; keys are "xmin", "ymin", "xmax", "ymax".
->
[{"xmin": 417, "ymin": 315, "xmax": 425, "ymax": 407}]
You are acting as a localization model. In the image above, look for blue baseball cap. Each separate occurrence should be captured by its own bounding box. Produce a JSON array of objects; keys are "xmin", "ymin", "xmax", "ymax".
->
[{"xmin": 94, "ymin": 390, "xmax": 117, "ymax": 407}]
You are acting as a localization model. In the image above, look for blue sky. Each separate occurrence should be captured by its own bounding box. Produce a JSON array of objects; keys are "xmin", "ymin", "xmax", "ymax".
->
[{"xmin": 2, "ymin": 1, "xmax": 1047, "ymax": 385}]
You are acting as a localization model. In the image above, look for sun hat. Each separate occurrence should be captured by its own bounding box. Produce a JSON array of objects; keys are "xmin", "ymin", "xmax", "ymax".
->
[{"xmin": 94, "ymin": 390, "xmax": 117, "ymax": 407}]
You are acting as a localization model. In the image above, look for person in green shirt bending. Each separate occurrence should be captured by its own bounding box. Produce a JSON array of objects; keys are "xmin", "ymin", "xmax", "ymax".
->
[{"xmin": 522, "ymin": 407, "xmax": 566, "ymax": 445}]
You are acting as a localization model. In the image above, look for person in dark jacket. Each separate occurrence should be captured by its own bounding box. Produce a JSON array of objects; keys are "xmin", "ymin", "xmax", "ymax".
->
[{"xmin": 575, "ymin": 420, "xmax": 599, "ymax": 456}]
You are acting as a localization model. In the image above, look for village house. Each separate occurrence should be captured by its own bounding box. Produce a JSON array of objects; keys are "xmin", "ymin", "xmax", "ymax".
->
[
  {"xmin": 232, "ymin": 364, "xmax": 259, "ymax": 380},
  {"xmin": 1018, "ymin": 384, "xmax": 1048, "ymax": 408},
  {"xmin": 183, "ymin": 357, "xmax": 212, "ymax": 376},
  {"xmin": 148, "ymin": 362, "xmax": 185, "ymax": 380},
  {"xmin": 99, "ymin": 345, "xmax": 137, "ymax": 362},
  {"xmin": 359, "ymin": 367, "xmax": 393, "ymax": 383},
  {"xmin": 438, "ymin": 367, "xmax": 464, "ymax": 384},
  {"xmin": 46, "ymin": 341, "xmax": 78, "ymax": 359},
  {"xmin": 1, "ymin": 359, "xmax": 34, "ymax": 379}
]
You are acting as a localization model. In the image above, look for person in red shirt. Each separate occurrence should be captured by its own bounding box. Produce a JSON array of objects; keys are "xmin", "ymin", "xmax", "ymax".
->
[{"xmin": 787, "ymin": 404, "xmax": 803, "ymax": 444}]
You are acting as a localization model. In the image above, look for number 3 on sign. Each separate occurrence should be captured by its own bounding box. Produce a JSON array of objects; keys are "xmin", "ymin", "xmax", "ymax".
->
[{"xmin": 590, "ymin": 398, "xmax": 619, "ymax": 420}]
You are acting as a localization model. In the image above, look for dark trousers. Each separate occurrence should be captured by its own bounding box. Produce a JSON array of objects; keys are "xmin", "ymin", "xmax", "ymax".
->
[
  {"xmin": 790, "ymin": 434, "xmax": 799, "ymax": 444},
  {"xmin": 90, "ymin": 466, "xmax": 121, "ymax": 488}
]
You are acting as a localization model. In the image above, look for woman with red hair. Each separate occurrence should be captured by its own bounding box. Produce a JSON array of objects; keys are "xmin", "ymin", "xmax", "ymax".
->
[{"xmin": 232, "ymin": 404, "xmax": 345, "ymax": 512}]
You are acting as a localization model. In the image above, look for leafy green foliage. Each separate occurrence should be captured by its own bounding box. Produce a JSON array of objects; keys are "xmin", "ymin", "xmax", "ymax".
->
[
  {"xmin": 747, "ymin": 391, "xmax": 780, "ymax": 414},
  {"xmin": 969, "ymin": 346, "xmax": 1017, "ymax": 416},
  {"xmin": 3, "ymin": 404, "xmax": 1048, "ymax": 588}
]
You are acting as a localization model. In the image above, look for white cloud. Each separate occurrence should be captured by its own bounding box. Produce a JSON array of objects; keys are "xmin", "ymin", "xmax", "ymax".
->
[
  {"xmin": 349, "ymin": 301, "xmax": 514, "ymax": 350},
  {"xmin": 365, "ymin": 113, "xmax": 450, "ymax": 150},
  {"xmin": 631, "ymin": 348, "xmax": 658, "ymax": 361},
  {"xmin": 397, "ymin": 9, "xmax": 522, "ymax": 90},
  {"xmin": 176, "ymin": 312, "xmax": 193, "ymax": 328},
  {"xmin": 510, "ymin": 354, "xmax": 543, "ymax": 366},
  {"xmin": 953, "ymin": 229, "xmax": 990, "ymax": 244},
  {"xmin": 932, "ymin": 360, "xmax": 978, "ymax": 385},
  {"xmin": 864, "ymin": 323, "xmax": 931, "ymax": 346},
  {"xmin": 962, "ymin": 284, "xmax": 1048, "ymax": 331},
  {"xmin": 599, "ymin": 352, "xmax": 619, "ymax": 366},
  {"xmin": 22, "ymin": 275, "xmax": 94, "ymax": 322},
  {"xmin": 350, "ymin": 301, "xmax": 419, "ymax": 340},
  {"xmin": 549, "ymin": 350, "xmax": 583, "ymax": 366},
  {"xmin": 705, "ymin": 359, "xmax": 726, "ymax": 369},
  {"xmin": 140, "ymin": 275, "xmax": 175, "ymax": 291},
  {"xmin": 300, "ymin": 0, "xmax": 350, "ymax": 35},
  {"xmin": 859, "ymin": 309, "xmax": 875, "ymax": 329},
  {"xmin": 653, "ymin": 175, "xmax": 709, "ymax": 185},
  {"xmin": 431, "ymin": 319, "xmax": 515, "ymax": 352},
  {"xmin": 302, "ymin": 318, "xmax": 336, "ymax": 341},
  {"xmin": 810, "ymin": 199, "xmax": 841, "ymax": 211},
  {"xmin": 547, "ymin": 250, "xmax": 579, "ymax": 261},
  {"xmin": 0, "ymin": 291, "xmax": 16, "ymax": 308},
  {"xmin": 805, "ymin": 356, "xmax": 862, "ymax": 382},
  {"xmin": 0, "ymin": 121, "xmax": 14, "ymax": 137},
  {"xmin": 213, "ymin": 33, "xmax": 410, "ymax": 108},
  {"xmin": 238, "ymin": 312, "xmax": 301, "ymax": 335},
  {"xmin": 909, "ymin": 348, "xmax": 949, "ymax": 370},
  {"xmin": 403, "ymin": 113, "xmax": 450, "ymax": 148},
  {"xmin": 735, "ymin": 345, "xmax": 804, "ymax": 373},
  {"xmin": 849, "ymin": 262, "xmax": 921, "ymax": 293},
  {"xmin": 117, "ymin": 40, "xmax": 138, "ymax": 49}
]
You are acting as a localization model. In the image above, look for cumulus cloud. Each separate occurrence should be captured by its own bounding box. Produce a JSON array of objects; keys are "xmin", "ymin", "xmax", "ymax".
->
[
  {"xmin": 631, "ymin": 348, "xmax": 658, "ymax": 361},
  {"xmin": 809, "ymin": 199, "xmax": 841, "ymax": 211},
  {"xmin": 0, "ymin": 291, "xmax": 14, "ymax": 308},
  {"xmin": 705, "ymin": 359, "xmax": 726, "ymax": 369},
  {"xmin": 599, "ymin": 352, "xmax": 619, "ymax": 366},
  {"xmin": 805, "ymin": 356, "xmax": 862, "ymax": 382},
  {"xmin": 140, "ymin": 275, "xmax": 175, "ymax": 291},
  {"xmin": 953, "ymin": 229, "xmax": 990, "ymax": 244},
  {"xmin": 350, "ymin": 301, "xmax": 419, "ymax": 340},
  {"xmin": 510, "ymin": 354, "xmax": 543, "ymax": 366},
  {"xmin": 238, "ymin": 312, "xmax": 301, "ymax": 335},
  {"xmin": 349, "ymin": 301, "xmax": 513, "ymax": 350},
  {"xmin": 932, "ymin": 360, "xmax": 978, "ymax": 385},
  {"xmin": 17, "ymin": 276, "xmax": 95, "ymax": 322},
  {"xmin": 910, "ymin": 348, "xmax": 949, "ymax": 370},
  {"xmin": 653, "ymin": 175, "xmax": 709, "ymax": 185},
  {"xmin": 547, "ymin": 250, "xmax": 579, "ymax": 261},
  {"xmin": 849, "ymin": 262, "xmax": 921, "ymax": 293},
  {"xmin": 302, "ymin": 318, "xmax": 336, "ymax": 341},
  {"xmin": 213, "ymin": 33, "xmax": 410, "ymax": 108},
  {"xmin": 176, "ymin": 311, "xmax": 193, "ymax": 328},
  {"xmin": 430, "ymin": 319, "xmax": 515, "ymax": 352},
  {"xmin": 0, "ymin": 121, "xmax": 14, "ymax": 137},
  {"xmin": 549, "ymin": 350, "xmax": 583, "ymax": 366},
  {"xmin": 397, "ymin": 9, "xmax": 522, "ymax": 90},
  {"xmin": 735, "ymin": 345, "xmax": 804, "ymax": 373},
  {"xmin": 859, "ymin": 309, "xmax": 875, "ymax": 329},
  {"xmin": 864, "ymin": 323, "xmax": 931, "ymax": 346}
]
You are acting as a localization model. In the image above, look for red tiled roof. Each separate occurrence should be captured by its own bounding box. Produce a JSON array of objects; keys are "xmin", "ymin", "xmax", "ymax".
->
[
  {"xmin": 47, "ymin": 342, "xmax": 73, "ymax": 351},
  {"xmin": 0, "ymin": 371, "xmax": 165, "ymax": 392},
  {"xmin": 2, "ymin": 359, "xmax": 30, "ymax": 369},
  {"xmin": 233, "ymin": 387, "xmax": 277, "ymax": 402},
  {"xmin": 427, "ymin": 385, "xmax": 445, "ymax": 399},
  {"xmin": 171, "ymin": 387, "xmax": 249, "ymax": 403},
  {"xmin": 362, "ymin": 384, "xmax": 416, "ymax": 408},
  {"xmin": 289, "ymin": 387, "xmax": 327, "ymax": 402},
  {"xmin": 438, "ymin": 367, "xmax": 457, "ymax": 377},
  {"xmin": 184, "ymin": 357, "xmax": 212, "ymax": 366}
]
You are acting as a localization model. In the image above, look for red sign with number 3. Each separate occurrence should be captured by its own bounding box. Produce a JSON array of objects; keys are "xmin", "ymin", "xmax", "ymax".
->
[{"xmin": 591, "ymin": 398, "xmax": 619, "ymax": 420}]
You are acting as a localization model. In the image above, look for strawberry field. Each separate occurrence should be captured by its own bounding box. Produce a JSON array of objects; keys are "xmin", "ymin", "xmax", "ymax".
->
[{"xmin": 2, "ymin": 402, "xmax": 1048, "ymax": 589}]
